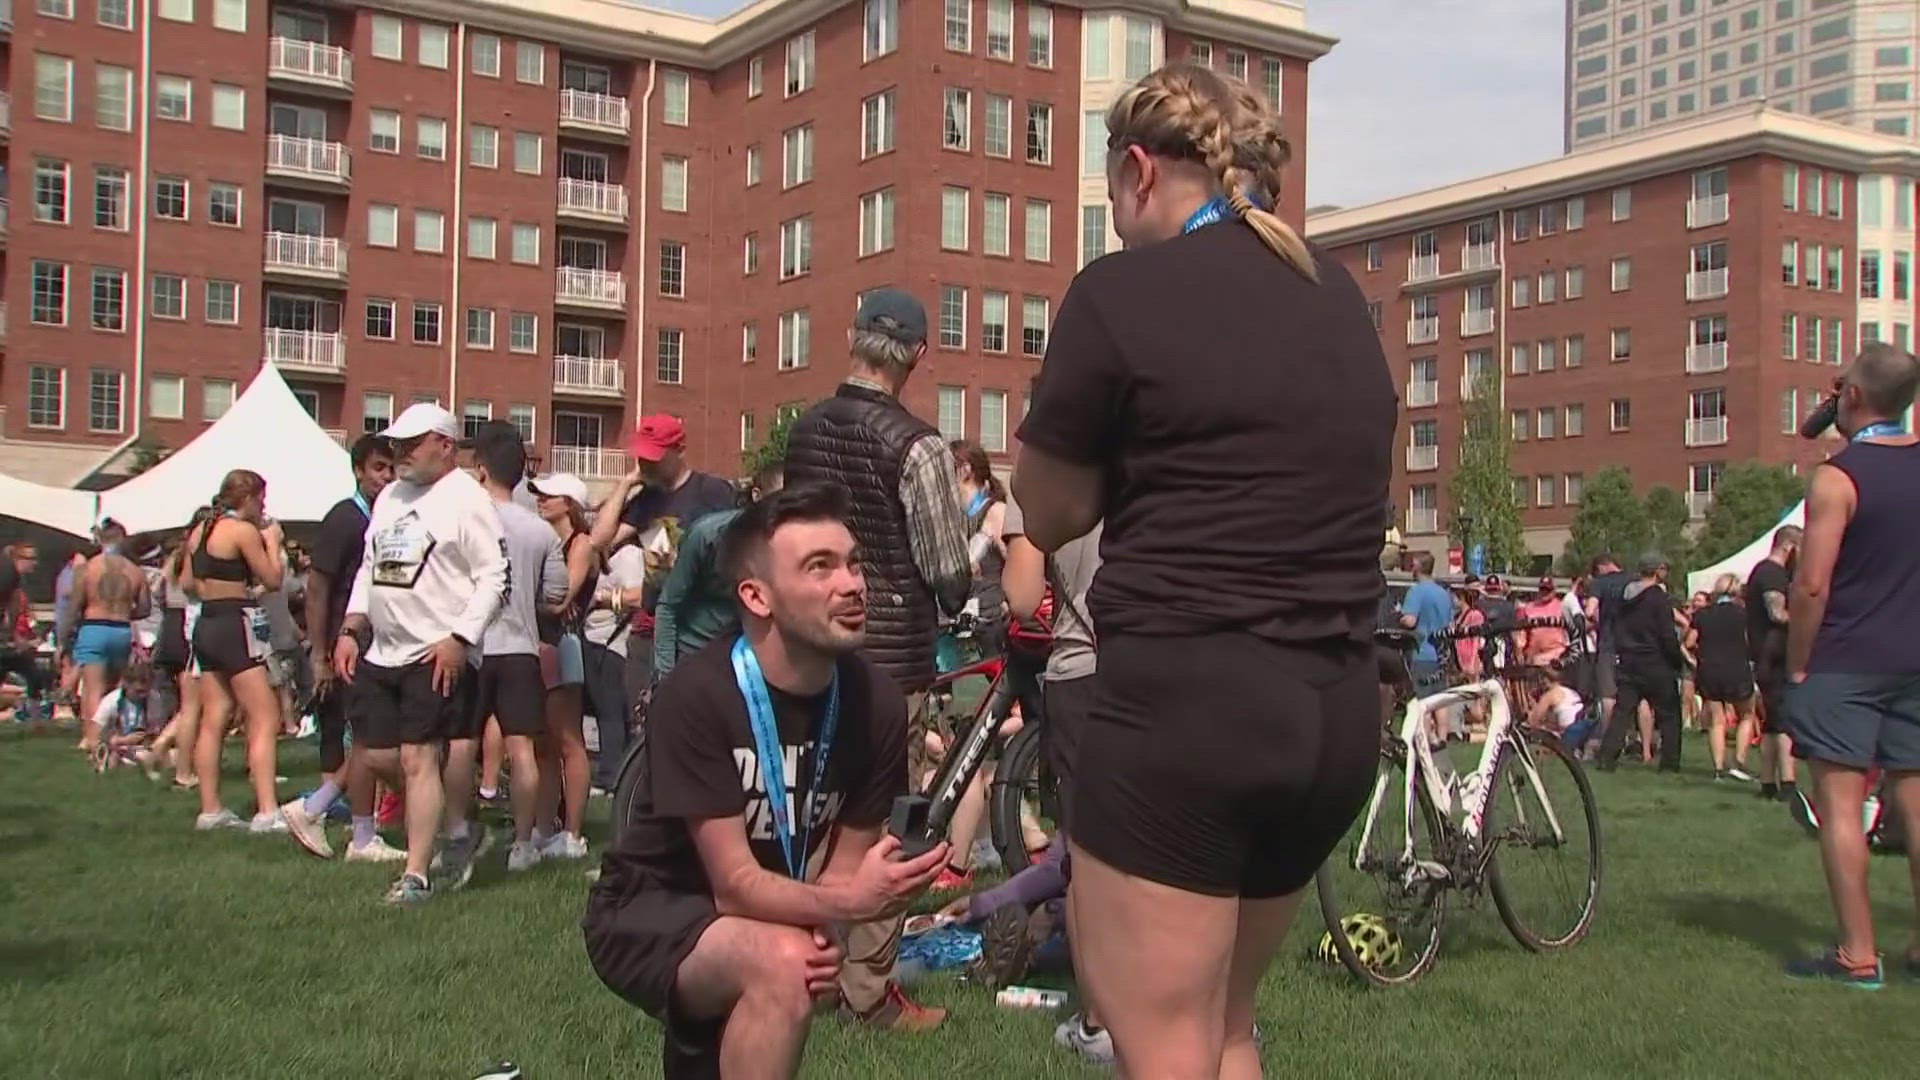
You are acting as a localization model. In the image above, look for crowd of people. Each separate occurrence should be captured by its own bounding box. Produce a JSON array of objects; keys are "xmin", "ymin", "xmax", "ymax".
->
[{"xmin": 5, "ymin": 56, "xmax": 1920, "ymax": 1079}]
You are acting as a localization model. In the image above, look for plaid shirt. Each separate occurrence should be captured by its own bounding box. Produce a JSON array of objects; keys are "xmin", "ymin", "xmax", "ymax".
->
[{"xmin": 846, "ymin": 376, "xmax": 973, "ymax": 618}]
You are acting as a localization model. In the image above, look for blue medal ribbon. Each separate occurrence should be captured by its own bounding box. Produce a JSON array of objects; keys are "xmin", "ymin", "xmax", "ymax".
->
[
  {"xmin": 965, "ymin": 490, "xmax": 989, "ymax": 519},
  {"xmin": 1182, "ymin": 196, "xmax": 1233, "ymax": 234},
  {"xmin": 731, "ymin": 635, "xmax": 839, "ymax": 880},
  {"xmin": 1850, "ymin": 420, "xmax": 1907, "ymax": 443},
  {"xmin": 351, "ymin": 490, "xmax": 373, "ymax": 519}
]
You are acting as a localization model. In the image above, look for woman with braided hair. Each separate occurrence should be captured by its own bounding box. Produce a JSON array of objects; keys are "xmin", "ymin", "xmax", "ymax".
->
[{"xmin": 1014, "ymin": 63, "xmax": 1394, "ymax": 1077}]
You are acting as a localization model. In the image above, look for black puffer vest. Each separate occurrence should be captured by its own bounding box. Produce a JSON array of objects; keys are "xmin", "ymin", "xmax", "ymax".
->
[{"xmin": 785, "ymin": 384, "xmax": 940, "ymax": 692}]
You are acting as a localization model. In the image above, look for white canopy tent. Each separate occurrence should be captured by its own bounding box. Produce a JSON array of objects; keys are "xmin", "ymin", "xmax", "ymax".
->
[
  {"xmin": 98, "ymin": 365, "xmax": 353, "ymax": 533},
  {"xmin": 0, "ymin": 471, "xmax": 101, "ymax": 538},
  {"xmin": 1687, "ymin": 500, "xmax": 1806, "ymax": 596}
]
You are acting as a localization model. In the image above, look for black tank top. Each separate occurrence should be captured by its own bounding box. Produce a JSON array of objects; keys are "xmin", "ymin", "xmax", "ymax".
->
[
  {"xmin": 192, "ymin": 517, "xmax": 254, "ymax": 585},
  {"xmin": 1809, "ymin": 441, "xmax": 1920, "ymax": 675}
]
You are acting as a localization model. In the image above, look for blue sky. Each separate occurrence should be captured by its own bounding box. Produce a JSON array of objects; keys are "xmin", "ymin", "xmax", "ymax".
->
[{"xmin": 644, "ymin": 0, "xmax": 1567, "ymax": 208}]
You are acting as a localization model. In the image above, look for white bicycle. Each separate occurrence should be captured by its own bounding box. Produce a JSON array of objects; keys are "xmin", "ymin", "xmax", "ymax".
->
[{"xmin": 1316, "ymin": 636, "xmax": 1603, "ymax": 988}]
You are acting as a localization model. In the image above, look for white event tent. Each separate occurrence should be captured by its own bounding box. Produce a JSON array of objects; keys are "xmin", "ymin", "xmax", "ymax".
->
[
  {"xmin": 1686, "ymin": 500, "xmax": 1806, "ymax": 596},
  {"xmin": 0, "ymin": 470, "xmax": 102, "ymax": 538},
  {"xmin": 97, "ymin": 365, "xmax": 353, "ymax": 533}
]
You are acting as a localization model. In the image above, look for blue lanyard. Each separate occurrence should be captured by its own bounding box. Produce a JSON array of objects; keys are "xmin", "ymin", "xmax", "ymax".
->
[
  {"xmin": 965, "ymin": 490, "xmax": 989, "ymax": 519},
  {"xmin": 730, "ymin": 635, "xmax": 839, "ymax": 879},
  {"xmin": 1183, "ymin": 196, "xmax": 1232, "ymax": 234},
  {"xmin": 351, "ymin": 490, "xmax": 372, "ymax": 519},
  {"xmin": 1851, "ymin": 421, "xmax": 1906, "ymax": 443}
]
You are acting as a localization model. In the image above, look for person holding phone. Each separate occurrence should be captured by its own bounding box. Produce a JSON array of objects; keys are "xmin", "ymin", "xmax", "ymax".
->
[{"xmin": 584, "ymin": 482, "xmax": 945, "ymax": 1079}]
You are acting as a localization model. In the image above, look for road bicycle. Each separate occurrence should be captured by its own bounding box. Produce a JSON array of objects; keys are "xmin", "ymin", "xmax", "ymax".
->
[{"xmin": 1316, "ymin": 626, "xmax": 1603, "ymax": 987}]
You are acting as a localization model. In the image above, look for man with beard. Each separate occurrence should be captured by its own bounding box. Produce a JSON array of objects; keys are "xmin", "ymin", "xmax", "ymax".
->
[
  {"xmin": 584, "ymin": 481, "xmax": 945, "ymax": 1078},
  {"xmin": 1745, "ymin": 525, "xmax": 1802, "ymax": 800}
]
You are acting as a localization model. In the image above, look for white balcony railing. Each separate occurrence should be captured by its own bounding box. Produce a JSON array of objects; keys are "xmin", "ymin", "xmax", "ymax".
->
[
  {"xmin": 0, "ymin": 93, "xmax": 12, "ymax": 134},
  {"xmin": 1461, "ymin": 371, "xmax": 1490, "ymax": 400},
  {"xmin": 0, "ymin": 198, "xmax": 9, "ymax": 238},
  {"xmin": 549, "ymin": 445, "xmax": 628, "ymax": 480},
  {"xmin": 264, "ymin": 232, "xmax": 346, "ymax": 276},
  {"xmin": 264, "ymin": 328, "xmax": 345, "ymax": 373},
  {"xmin": 1407, "ymin": 508, "xmax": 1439, "ymax": 535},
  {"xmin": 1461, "ymin": 309, "xmax": 1495, "ymax": 337},
  {"xmin": 1686, "ymin": 194, "xmax": 1729, "ymax": 228},
  {"xmin": 557, "ymin": 178, "xmax": 630, "ymax": 221},
  {"xmin": 1407, "ymin": 316, "xmax": 1440, "ymax": 345},
  {"xmin": 1685, "ymin": 341, "xmax": 1729, "ymax": 373},
  {"xmin": 1461, "ymin": 244, "xmax": 1498, "ymax": 272},
  {"xmin": 323, "ymin": 428, "xmax": 349, "ymax": 448},
  {"xmin": 0, "ymin": 302, "xmax": 8, "ymax": 342},
  {"xmin": 559, "ymin": 89, "xmax": 631, "ymax": 134},
  {"xmin": 556, "ymin": 267, "xmax": 626, "ymax": 307},
  {"xmin": 552, "ymin": 355, "xmax": 624, "ymax": 395},
  {"xmin": 1407, "ymin": 380, "xmax": 1439, "ymax": 407},
  {"xmin": 1686, "ymin": 416, "xmax": 1729, "ymax": 447},
  {"xmin": 268, "ymin": 37, "xmax": 353, "ymax": 89},
  {"xmin": 1687, "ymin": 491, "xmax": 1714, "ymax": 519},
  {"xmin": 1686, "ymin": 268, "xmax": 1729, "ymax": 300},
  {"xmin": 266, "ymin": 134, "xmax": 350, "ymax": 184},
  {"xmin": 1407, "ymin": 253, "xmax": 1440, "ymax": 282},
  {"xmin": 0, "ymin": 0, "xmax": 12, "ymax": 33},
  {"xmin": 1406, "ymin": 445, "xmax": 1439, "ymax": 472}
]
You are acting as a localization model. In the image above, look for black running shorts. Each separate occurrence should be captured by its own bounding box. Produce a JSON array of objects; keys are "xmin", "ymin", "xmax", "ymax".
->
[
  {"xmin": 583, "ymin": 890, "xmax": 724, "ymax": 1079},
  {"xmin": 351, "ymin": 658, "xmax": 479, "ymax": 749},
  {"xmin": 1041, "ymin": 673, "xmax": 1094, "ymax": 834},
  {"xmin": 192, "ymin": 599, "xmax": 269, "ymax": 676},
  {"xmin": 1071, "ymin": 631, "xmax": 1379, "ymax": 899},
  {"xmin": 475, "ymin": 654, "xmax": 547, "ymax": 737}
]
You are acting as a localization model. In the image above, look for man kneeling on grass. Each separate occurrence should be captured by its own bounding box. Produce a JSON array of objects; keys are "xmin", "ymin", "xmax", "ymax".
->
[{"xmin": 583, "ymin": 481, "xmax": 947, "ymax": 1079}]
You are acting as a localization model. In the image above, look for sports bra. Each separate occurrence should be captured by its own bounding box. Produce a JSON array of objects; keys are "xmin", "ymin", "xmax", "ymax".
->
[{"xmin": 192, "ymin": 516, "xmax": 255, "ymax": 585}]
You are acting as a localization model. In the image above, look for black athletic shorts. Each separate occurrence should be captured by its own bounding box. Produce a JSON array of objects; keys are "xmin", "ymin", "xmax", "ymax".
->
[
  {"xmin": 351, "ymin": 658, "xmax": 479, "ymax": 749},
  {"xmin": 1042, "ymin": 673, "xmax": 1093, "ymax": 835},
  {"xmin": 583, "ymin": 890, "xmax": 724, "ymax": 1079},
  {"xmin": 1072, "ymin": 631, "xmax": 1379, "ymax": 899},
  {"xmin": 475, "ymin": 654, "xmax": 547, "ymax": 737},
  {"xmin": 1756, "ymin": 660, "xmax": 1789, "ymax": 734},
  {"xmin": 316, "ymin": 680, "xmax": 351, "ymax": 773},
  {"xmin": 192, "ymin": 599, "xmax": 269, "ymax": 676},
  {"xmin": 154, "ymin": 607, "xmax": 190, "ymax": 673},
  {"xmin": 1697, "ymin": 671, "xmax": 1755, "ymax": 705}
]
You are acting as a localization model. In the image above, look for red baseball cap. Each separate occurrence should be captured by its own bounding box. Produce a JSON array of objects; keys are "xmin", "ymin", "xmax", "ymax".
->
[{"xmin": 629, "ymin": 414, "xmax": 687, "ymax": 461}]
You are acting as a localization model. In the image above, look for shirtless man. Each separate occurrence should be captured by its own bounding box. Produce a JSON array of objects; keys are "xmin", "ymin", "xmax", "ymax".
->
[{"xmin": 70, "ymin": 519, "xmax": 151, "ymax": 752}]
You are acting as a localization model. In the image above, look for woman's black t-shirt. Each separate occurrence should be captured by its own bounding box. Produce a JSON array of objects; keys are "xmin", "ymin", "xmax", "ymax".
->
[
  {"xmin": 1017, "ymin": 220, "xmax": 1396, "ymax": 645},
  {"xmin": 590, "ymin": 637, "xmax": 907, "ymax": 903}
]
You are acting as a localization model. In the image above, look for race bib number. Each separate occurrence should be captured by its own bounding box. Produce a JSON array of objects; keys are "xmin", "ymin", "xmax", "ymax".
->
[{"xmin": 371, "ymin": 512, "xmax": 437, "ymax": 589}]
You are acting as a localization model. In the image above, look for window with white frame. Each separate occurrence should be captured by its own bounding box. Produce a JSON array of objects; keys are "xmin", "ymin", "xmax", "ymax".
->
[
  {"xmin": 507, "ymin": 404, "xmax": 535, "ymax": 444},
  {"xmin": 414, "ymin": 209, "xmax": 445, "ymax": 253},
  {"xmin": 945, "ymin": 0, "xmax": 971, "ymax": 51},
  {"xmin": 1262, "ymin": 58, "xmax": 1283, "ymax": 110},
  {"xmin": 413, "ymin": 302, "xmax": 443, "ymax": 345},
  {"xmin": 469, "ymin": 124, "xmax": 498, "ymax": 168},
  {"xmin": 466, "ymin": 216, "xmax": 496, "ymax": 260},
  {"xmin": 1512, "ymin": 277, "xmax": 1532, "ymax": 307},
  {"xmin": 747, "ymin": 56, "xmax": 763, "ymax": 97},
  {"xmin": 864, "ymin": 90, "xmax": 897, "ymax": 157},
  {"xmin": 657, "ymin": 328, "xmax": 684, "ymax": 384},
  {"xmin": 370, "ymin": 110, "xmax": 400, "ymax": 153},
  {"xmin": 211, "ymin": 84, "xmax": 245, "ymax": 129},
  {"xmin": 984, "ymin": 193, "xmax": 1011, "ymax": 256},
  {"xmin": 741, "ymin": 411, "xmax": 757, "ymax": 451},
  {"xmin": 1565, "ymin": 266, "xmax": 1585, "ymax": 298},
  {"xmin": 516, "ymin": 41, "xmax": 544, "ymax": 84},
  {"xmin": 859, "ymin": 189, "xmax": 896, "ymax": 256},
  {"xmin": 942, "ymin": 187, "xmax": 969, "ymax": 250},
  {"xmin": 1611, "ymin": 327, "xmax": 1632, "ymax": 360},
  {"xmin": 509, "ymin": 312, "xmax": 537, "ymax": 353},
  {"xmin": 1611, "ymin": 186, "xmax": 1632, "ymax": 221},
  {"xmin": 780, "ymin": 217, "xmax": 813, "ymax": 278},
  {"xmin": 33, "ymin": 159, "xmax": 69, "ymax": 225},
  {"xmin": 985, "ymin": 95, "xmax": 1013, "ymax": 157},
  {"xmin": 28, "ymin": 366, "xmax": 66, "ymax": 428},
  {"xmin": 99, "ymin": 0, "xmax": 132, "ymax": 27},
  {"xmin": 88, "ymin": 370, "xmax": 124, "ymax": 433},
  {"xmin": 982, "ymin": 291, "xmax": 1009, "ymax": 352},
  {"xmin": 1123, "ymin": 16, "xmax": 1152, "ymax": 79},
  {"xmin": 1026, "ymin": 102, "xmax": 1052, "ymax": 164},
  {"xmin": 1025, "ymin": 199, "xmax": 1051, "ymax": 261},
  {"xmin": 419, "ymin": 24, "xmax": 449, "ymax": 68},
  {"xmin": 1565, "ymin": 403, "xmax": 1585, "ymax": 437},
  {"xmin": 1023, "ymin": 296, "xmax": 1049, "ymax": 356},
  {"xmin": 937, "ymin": 385, "xmax": 967, "ymax": 439},
  {"xmin": 663, "ymin": 71, "xmax": 690, "ymax": 126},
  {"xmin": 1537, "ymin": 339, "xmax": 1558, "ymax": 371},
  {"xmin": 90, "ymin": 267, "xmax": 125, "ymax": 330},
  {"xmin": 206, "ymin": 280, "xmax": 239, "ymax": 324},
  {"xmin": 35, "ymin": 55, "xmax": 74, "ymax": 122},
  {"xmin": 1511, "ymin": 342, "xmax": 1531, "ymax": 374},
  {"xmin": 1611, "ymin": 256, "xmax": 1631, "ymax": 290},
  {"xmin": 987, "ymin": 0, "xmax": 1014, "ymax": 60},
  {"xmin": 471, "ymin": 34, "xmax": 500, "ymax": 77},
  {"xmin": 1538, "ymin": 271, "xmax": 1557, "ymax": 303},
  {"xmin": 1029, "ymin": 5, "xmax": 1054, "ymax": 67},
  {"xmin": 779, "ymin": 310, "xmax": 811, "ymax": 370},
  {"xmin": 95, "ymin": 64, "xmax": 132, "ymax": 130},
  {"xmin": 981, "ymin": 389, "xmax": 1009, "ymax": 451},
  {"xmin": 371, "ymin": 15, "xmax": 403, "ymax": 60},
  {"xmin": 154, "ymin": 74, "xmax": 191, "ymax": 121},
  {"xmin": 465, "ymin": 307, "xmax": 495, "ymax": 349},
  {"xmin": 514, "ymin": 132, "xmax": 542, "ymax": 174},
  {"xmin": 785, "ymin": 32, "xmax": 816, "ymax": 96},
  {"xmin": 1537, "ymin": 407, "xmax": 1557, "ymax": 439},
  {"xmin": 367, "ymin": 205, "xmax": 398, "ymax": 248},
  {"xmin": 783, "ymin": 125, "xmax": 814, "ymax": 187},
  {"xmin": 865, "ymin": 0, "xmax": 898, "ymax": 60},
  {"xmin": 150, "ymin": 273, "xmax": 186, "ymax": 319},
  {"xmin": 1228, "ymin": 50, "xmax": 1248, "ymax": 82},
  {"xmin": 741, "ymin": 322, "xmax": 759, "ymax": 363},
  {"xmin": 944, "ymin": 88, "xmax": 971, "ymax": 150},
  {"xmin": 660, "ymin": 241, "xmax": 686, "ymax": 297},
  {"xmin": 461, "ymin": 401, "xmax": 492, "ymax": 439},
  {"xmin": 743, "ymin": 233, "xmax": 760, "ymax": 274},
  {"xmin": 149, "ymin": 375, "xmax": 184, "ymax": 420},
  {"xmin": 1083, "ymin": 205, "xmax": 1109, "ymax": 266},
  {"xmin": 660, "ymin": 156, "xmax": 690, "ymax": 212},
  {"xmin": 203, "ymin": 379, "xmax": 237, "ymax": 420},
  {"xmin": 152, "ymin": 176, "xmax": 187, "ymax": 218},
  {"xmin": 417, "ymin": 117, "xmax": 447, "ymax": 160},
  {"xmin": 365, "ymin": 299, "xmax": 395, "ymax": 340},
  {"xmin": 939, "ymin": 286, "xmax": 966, "ymax": 348}
]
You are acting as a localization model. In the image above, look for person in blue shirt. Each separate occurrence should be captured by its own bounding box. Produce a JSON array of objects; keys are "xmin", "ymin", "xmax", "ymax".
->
[{"xmin": 1398, "ymin": 552, "xmax": 1455, "ymax": 716}]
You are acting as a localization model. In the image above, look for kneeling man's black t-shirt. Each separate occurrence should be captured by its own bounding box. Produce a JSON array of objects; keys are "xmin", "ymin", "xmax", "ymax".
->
[{"xmin": 594, "ymin": 636, "xmax": 907, "ymax": 904}]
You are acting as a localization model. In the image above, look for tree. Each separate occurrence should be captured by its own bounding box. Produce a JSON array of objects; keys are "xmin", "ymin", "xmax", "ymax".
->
[
  {"xmin": 1643, "ymin": 484, "xmax": 1693, "ymax": 583},
  {"xmin": 1447, "ymin": 372, "xmax": 1526, "ymax": 574},
  {"xmin": 1561, "ymin": 466, "xmax": 1649, "ymax": 575},
  {"xmin": 739, "ymin": 404, "xmax": 806, "ymax": 479},
  {"xmin": 1694, "ymin": 462, "xmax": 1805, "ymax": 566},
  {"xmin": 125, "ymin": 436, "xmax": 171, "ymax": 477}
]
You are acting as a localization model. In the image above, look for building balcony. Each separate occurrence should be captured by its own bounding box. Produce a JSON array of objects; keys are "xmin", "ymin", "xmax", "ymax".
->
[
  {"xmin": 1686, "ymin": 268, "xmax": 1729, "ymax": 301},
  {"xmin": 0, "ymin": 302, "xmax": 8, "ymax": 343},
  {"xmin": 552, "ymin": 355, "xmax": 625, "ymax": 398},
  {"xmin": 264, "ymin": 328, "xmax": 346, "ymax": 377},
  {"xmin": 1685, "ymin": 341, "xmax": 1728, "ymax": 374},
  {"xmin": 1407, "ymin": 508, "xmax": 1439, "ymax": 535},
  {"xmin": 1461, "ymin": 243, "xmax": 1498, "ymax": 272},
  {"xmin": 556, "ymin": 267, "xmax": 627, "ymax": 312},
  {"xmin": 1461, "ymin": 371, "xmax": 1491, "ymax": 400},
  {"xmin": 549, "ymin": 445, "xmax": 628, "ymax": 480},
  {"xmin": 1687, "ymin": 491, "xmax": 1714, "ymax": 519},
  {"xmin": 263, "ymin": 232, "xmax": 347, "ymax": 281},
  {"xmin": 0, "ymin": 0, "xmax": 11, "ymax": 34},
  {"xmin": 324, "ymin": 428, "xmax": 350, "ymax": 448},
  {"xmin": 1407, "ymin": 316, "xmax": 1439, "ymax": 345},
  {"xmin": 267, "ymin": 37, "xmax": 353, "ymax": 95},
  {"xmin": 0, "ymin": 93, "xmax": 11, "ymax": 139},
  {"xmin": 1461, "ymin": 309, "xmax": 1495, "ymax": 337},
  {"xmin": 1686, "ymin": 416, "xmax": 1729, "ymax": 447},
  {"xmin": 1406, "ymin": 445, "xmax": 1439, "ymax": 472},
  {"xmin": 1407, "ymin": 380, "xmax": 1439, "ymax": 407},
  {"xmin": 0, "ymin": 198, "xmax": 9, "ymax": 246},
  {"xmin": 1406, "ymin": 254, "xmax": 1440, "ymax": 283},
  {"xmin": 559, "ymin": 89, "xmax": 631, "ymax": 138},
  {"xmin": 557, "ymin": 178, "xmax": 630, "ymax": 226},
  {"xmin": 1686, "ymin": 194, "xmax": 1729, "ymax": 229},
  {"xmin": 266, "ymin": 134, "xmax": 350, "ymax": 188}
]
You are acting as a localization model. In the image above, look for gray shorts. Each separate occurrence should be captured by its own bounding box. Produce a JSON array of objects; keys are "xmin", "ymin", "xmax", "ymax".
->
[
  {"xmin": 1595, "ymin": 649, "xmax": 1618, "ymax": 699},
  {"xmin": 1786, "ymin": 672, "xmax": 1920, "ymax": 771}
]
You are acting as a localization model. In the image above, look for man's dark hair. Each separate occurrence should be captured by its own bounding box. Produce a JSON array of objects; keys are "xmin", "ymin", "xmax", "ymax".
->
[
  {"xmin": 472, "ymin": 427, "xmax": 526, "ymax": 488},
  {"xmin": 1772, "ymin": 524, "xmax": 1804, "ymax": 550},
  {"xmin": 1588, "ymin": 553, "xmax": 1618, "ymax": 576},
  {"xmin": 1849, "ymin": 342, "xmax": 1920, "ymax": 419},
  {"xmin": 718, "ymin": 480, "xmax": 853, "ymax": 586},
  {"xmin": 350, "ymin": 434, "xmax": 393, "ymax": 470}
]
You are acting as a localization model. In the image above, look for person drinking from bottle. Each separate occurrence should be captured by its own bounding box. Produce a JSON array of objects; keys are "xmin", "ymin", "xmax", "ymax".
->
[{"xmin": 583, "ymin": 481, "xmax": 945, "ymax": 1079}]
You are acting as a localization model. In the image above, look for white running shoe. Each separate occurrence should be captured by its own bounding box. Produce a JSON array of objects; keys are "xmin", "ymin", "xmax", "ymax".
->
[
  {"xmin": 344, "ymin": 836, "xmax": 408, "ymax": 863},
  {"xmin": 1054, "ymin": 1014, "xmax": 1116, "ymax": 1066},
  {"xmin": 507, "ymin": 840, "xmax": 543, "ymax": 873},
  {"xmin": 280, "ymin": 799, "xmax": 335, "ymax": 859},
  {"xmin": 250, "ymin": 811, "xmax": 289, "ymax": 834},
  {"xmin": 195, "ymin": 809, "xmax": 244, "ymax": 831},
  {"xmin": 1727, "ymin": 766, "xmax": 1757, "ymax": 783},
  {"xmin": 538, "ymin": 830, "xmax": 589, "ymax": 860}
]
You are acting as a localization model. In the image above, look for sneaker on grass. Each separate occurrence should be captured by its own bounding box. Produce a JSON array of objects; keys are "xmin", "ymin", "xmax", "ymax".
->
[
  {"xmin": 1727, "ymin": 766, "xmax": 1756, "ymax": 783},
  {"xmin": 249, "ymin": 811, "xmax": 289, "ymax": 834},
  {"xmin": 538, "ymin": 830, "xmax": 589, "ymax": 860},
  {"xmin": 1054, "ymin": 1014, "xmax": 1115, "ymax": 1066},
  {"xmin": 345, "ymin": 836, "xmax": 408, "ymax": 864},
  {"xmin": 434, "ymin": 829, "xmax": 494, "ymax": 891},
  {"xmin": 384, "ymin": 873, "xmax": 433, "ymax": 906},
  {"xmin": 1784, "ymin": 947, "xmax": 1883, "ymax": 990},
  {"xmin": 506, "ymin": 840, "xmax": 543, "ymax": 873},
  {"xmin": 280, "ymin": 799, "xmax": 334, "ymax": 859},
  {"xmin": 194, "ymin": 809, "xmax": 244, "ymax": 831}
]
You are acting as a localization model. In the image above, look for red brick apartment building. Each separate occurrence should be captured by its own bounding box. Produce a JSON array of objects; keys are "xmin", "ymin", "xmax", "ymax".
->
[
  {"xmin": 1308, "ymin": 106, "xmax": 1920, "ymax": 564},
  {"xmin": 0, "ymin": 0, "xmax": 1330, "ymax": 495}
]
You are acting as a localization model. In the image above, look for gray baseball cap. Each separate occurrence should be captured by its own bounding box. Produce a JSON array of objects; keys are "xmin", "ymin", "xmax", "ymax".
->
[{"xmin": 854, "ymin": 288, "xmax": 928, "ymax": 346}]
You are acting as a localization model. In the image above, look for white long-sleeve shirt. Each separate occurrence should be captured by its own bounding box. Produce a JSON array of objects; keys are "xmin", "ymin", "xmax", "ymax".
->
[
  {"xmin": 485, "ymin": 498, "xmax": 567, "ymax": 657},
  {"xmin": 346, "ymin": 467, "xmax": 508, "ymax": 668}
]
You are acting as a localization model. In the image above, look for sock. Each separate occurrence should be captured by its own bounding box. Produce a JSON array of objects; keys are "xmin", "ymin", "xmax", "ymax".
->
[
  {"xmin": 448, "ymin": 819, "xmax": 470, "ymax": 842},
  {"xmin": 352, "ymin": 816, "xmax": 377, "ymax": 847},
  {"xmin": 1760, "ymin": 782, "xmax": 1777, "ymax": 796},
  {"xmin": 302, "ymin": 780, "xmax": 343, "ymax": 817},
  {"xmin": 478, "ymin": 786, "xmax": 498, "ymax": 800},
  {"xmin": 1836, "ymin": 944, "xmax": 1879, "ymax": 973}
]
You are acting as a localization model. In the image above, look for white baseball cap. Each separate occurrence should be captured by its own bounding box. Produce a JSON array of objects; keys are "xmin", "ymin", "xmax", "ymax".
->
[
  {"xmin": 382, "ymin": 402, "xmax": 461, "ymax": 441},
  {"xmin": 529, "ymin": 472, "xmax": 590, "ymax": 505}
]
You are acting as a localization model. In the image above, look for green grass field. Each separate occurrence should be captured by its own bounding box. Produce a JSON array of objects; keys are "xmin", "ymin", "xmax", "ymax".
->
[{"xmin": 3, "ymin": 728, "xmax": 1918, "ymax": 1079}]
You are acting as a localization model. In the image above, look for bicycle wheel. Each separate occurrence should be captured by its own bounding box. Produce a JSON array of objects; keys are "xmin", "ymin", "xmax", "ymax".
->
[
  {"xmin": 1485, "ymin": 729, "xmax": 1602, "ymax": 952},
  {"xmin": 604, "ymin": 728, "xmax": 649, "ymax": 852},
  {"xmin": 989, "ymin": 721, "xmax": 1057, "ymax": 874},
  {"xmin": 1314, "ymin": 743, "xmax": 1449, "ymax": 988}
]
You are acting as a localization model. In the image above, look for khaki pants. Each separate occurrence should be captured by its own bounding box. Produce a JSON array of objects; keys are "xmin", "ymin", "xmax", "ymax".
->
[{"xmin": 837, "ymin": 689, "xmax": 923, "ymax": 1013}]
